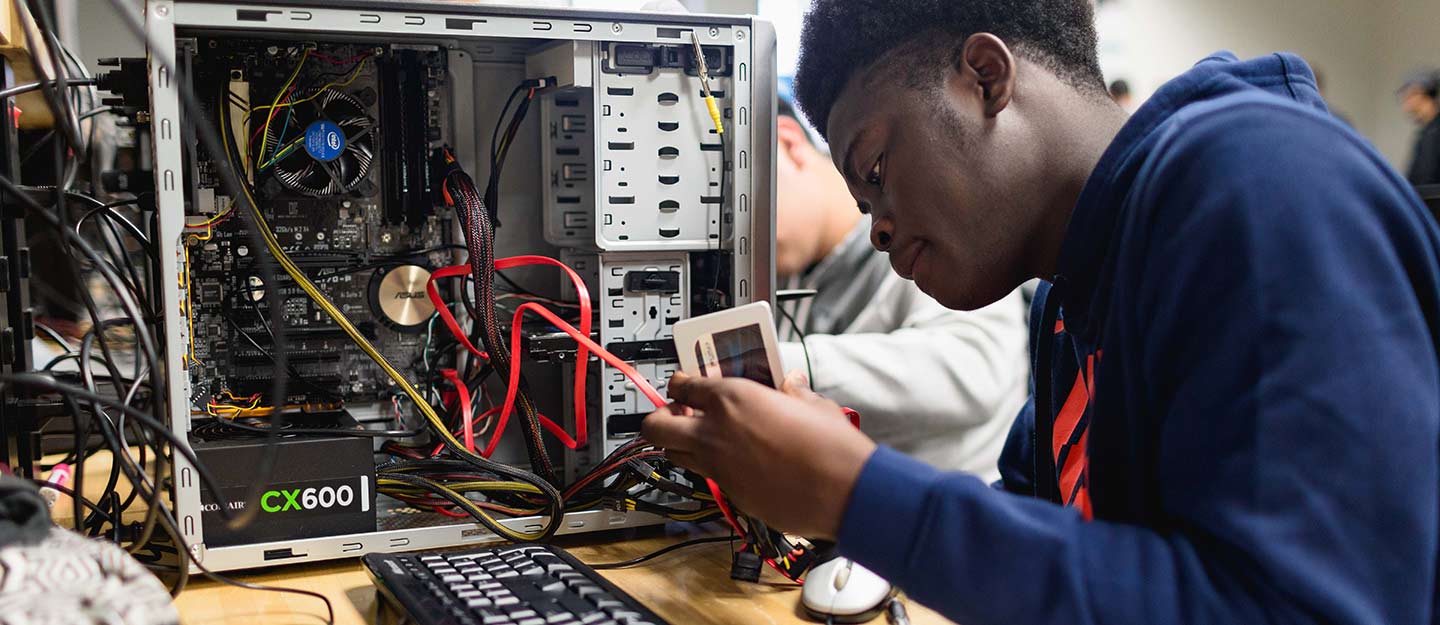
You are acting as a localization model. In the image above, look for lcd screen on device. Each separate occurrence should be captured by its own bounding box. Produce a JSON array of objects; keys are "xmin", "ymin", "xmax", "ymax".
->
[{"xmin": 697, "ymin": 323, "xmax": 775, "ymax": 387}]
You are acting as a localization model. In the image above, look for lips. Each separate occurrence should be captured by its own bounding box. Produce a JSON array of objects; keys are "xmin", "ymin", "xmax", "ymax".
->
[{"xmin": 892, "ymin": 241, "xmax": 926, "ymax": 281}]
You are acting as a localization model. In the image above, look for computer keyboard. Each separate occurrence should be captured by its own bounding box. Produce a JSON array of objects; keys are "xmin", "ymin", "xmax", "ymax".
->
[{"xmin": 364, "ymin": 544, "xmax": 671, "ymax": 625}]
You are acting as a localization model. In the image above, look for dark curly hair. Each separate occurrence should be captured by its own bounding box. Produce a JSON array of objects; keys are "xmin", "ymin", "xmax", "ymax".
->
[{"xmin": 794, "ymin": 0, "xmax": 1106, "ymax": 140}]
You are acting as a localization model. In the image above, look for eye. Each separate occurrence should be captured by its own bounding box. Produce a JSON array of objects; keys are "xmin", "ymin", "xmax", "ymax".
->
[{"xmin": 865, "ymin": 154, "xmax": 884, "ymax": 187}]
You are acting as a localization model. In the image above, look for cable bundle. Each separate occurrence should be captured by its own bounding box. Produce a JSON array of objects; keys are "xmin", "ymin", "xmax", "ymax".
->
[{"xmin": 440, "ymin": 151, "xmax": 558, "ymax": 485}]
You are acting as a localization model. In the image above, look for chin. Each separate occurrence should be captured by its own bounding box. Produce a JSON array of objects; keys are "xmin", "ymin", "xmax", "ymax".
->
[{"xmin": 923, "ymin": 278, "xmax": 1005, "ymax": 312}]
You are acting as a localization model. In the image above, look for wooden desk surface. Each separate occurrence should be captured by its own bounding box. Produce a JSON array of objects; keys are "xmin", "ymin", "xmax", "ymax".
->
[
  {"xmin": 50, "ymin": 453, "xmax": 955, "ymax": 625},
  {"xmin": 171, "ymin": 525, "xmax": 956, "ymax": 625}
]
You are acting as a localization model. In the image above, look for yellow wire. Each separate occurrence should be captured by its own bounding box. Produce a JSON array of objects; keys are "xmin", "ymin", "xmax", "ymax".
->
[
  {"xmin": 249, "ymin": 57, "xmax": 372, "ymax": 170},
  {"xmin": 254, "ymin": 51, "xmax": 310, "ymax": 168},
  {"xmin": 185, "ymin": 199, "xmax": 237, "ymax": 230},
  {"xmin": 220, "ymin": 101, "xmax": 554, "ymax": 543},
  {"xmin": 181, "ymin": 227, "xmax": 213, "ymax": 368},
  {"xmin": 265, "ymin": 58, "xmax": 369, "ymax": 114}
]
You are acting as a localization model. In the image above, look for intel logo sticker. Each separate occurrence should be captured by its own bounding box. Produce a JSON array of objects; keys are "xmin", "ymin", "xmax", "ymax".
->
[{"xmin": 304, "ymin": 120, "xmax": 345, "ymax": 162}]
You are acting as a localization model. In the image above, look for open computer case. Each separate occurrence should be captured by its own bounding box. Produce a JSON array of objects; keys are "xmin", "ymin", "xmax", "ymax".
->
[{"xmin": 143, "ymin": 0, "xmax": 775, "ymax": 571}]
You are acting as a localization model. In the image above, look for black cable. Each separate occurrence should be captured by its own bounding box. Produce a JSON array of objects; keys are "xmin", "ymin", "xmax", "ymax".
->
[
  {"xmin": 777, "ymin": 303, "xmax": 815, "ymax": 386},
  {"xmin": 226, "ymin": 296, "xmax": 342, "ymax": 401},
  {"xmin": 25, "ymin": 480, "xmax": 117, "ymax": 526},
  {"xmin": 0, "ymin": 176, "xmax": 156, "ymax": 402},
  {"xmin": 32, "ymin": 321, "xmax": 72, "ymax": 353},
  {"xmin": 0, "ymin": 74, "xmax": 97, "ymax": 99},
  {"xmin": 18, "ymin": 1, "xmax": 84, "ymax": 152},
  {"xmin": 590, "ymin": 535, "xmax": 733, "ymax": 570},
  {"xmin": 99, "ymin": 0, "xmax": 291, "ymax": 535},
  {"xmin": 213, "ymin": 418, "xmax": 427, "ymax": 439},
  {"xmin": 0, "ymin": 374, "xmax": 242, "ymax": 524},
  {"xmin": 451, "ymin": 168, "xmax": 555, "ymax": 483},
  {"xmin": 19, "ymin": 104, "xmax": 115, "ymax": 166}
]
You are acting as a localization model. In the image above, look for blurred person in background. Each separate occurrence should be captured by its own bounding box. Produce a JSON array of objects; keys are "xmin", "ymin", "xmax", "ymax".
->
[
  {"xmin": 1108, "ymin": 79, "xmax": 1133, "ymax": 110},
  {"xmin": 1401, "ymin": 69, "xmax": 1440, "ymax": 186}
]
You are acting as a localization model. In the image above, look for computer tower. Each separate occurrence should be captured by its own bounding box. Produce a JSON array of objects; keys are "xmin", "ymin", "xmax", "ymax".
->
[{"xmin": 143, "ymin": 1, "xmax": 775, "ymax": 571}]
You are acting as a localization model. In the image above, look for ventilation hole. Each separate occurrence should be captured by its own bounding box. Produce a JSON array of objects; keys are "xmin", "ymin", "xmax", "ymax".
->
[
  {"xmin": 658, "ymin": 146, "xmax": 680, "ymax": 159},
  {"xmin": 657, "ymin": 92, "xmax": 680, "ymax": 105},
  {"xmin": 607, "ymin": 87, "xmax": 635, "ymax": 96},
  {"xmin": 659, "ymin": 228, "xmax": 681, "ymax": 239},
  {"xmin": 658, "ymin": 121, "xmax": 679, "ymax": 132},
  {"xmin": 659, "ymin": 200, "xmax": 680, "ymax": 212},
  {"xmin": 659, "ymin": 175, "xmax": 680, "ymax": 186}
]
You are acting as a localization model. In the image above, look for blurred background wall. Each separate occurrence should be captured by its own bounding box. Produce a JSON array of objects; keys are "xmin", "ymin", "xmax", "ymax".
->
[{"xmin": 67, "ymin": 0, "xmax": 1440, "ymax": 176}]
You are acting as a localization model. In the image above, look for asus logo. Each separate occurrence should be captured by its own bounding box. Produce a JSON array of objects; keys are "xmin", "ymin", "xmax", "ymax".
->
[{"xmin": 393, "ymin": 291, "xmax": 424, "ymax": 300}]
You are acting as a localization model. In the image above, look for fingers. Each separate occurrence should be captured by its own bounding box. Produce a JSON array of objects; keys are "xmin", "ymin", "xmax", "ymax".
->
[
  {"xmin": 781, "ymin": 370, "xmax": 816, "ymax": 398},
  {"xmin": 666, "ymin": 371, "xmax": 727, "ymax": 409},
  {"xmin": 641, "ymin": 403, "xmax": 704, "ymax": 453}
]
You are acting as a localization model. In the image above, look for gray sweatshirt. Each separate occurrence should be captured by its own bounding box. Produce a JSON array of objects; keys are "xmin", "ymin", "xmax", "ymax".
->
[{"xmin": 776, "ymin": 219, "xmax": 1029, "ymax": 481}]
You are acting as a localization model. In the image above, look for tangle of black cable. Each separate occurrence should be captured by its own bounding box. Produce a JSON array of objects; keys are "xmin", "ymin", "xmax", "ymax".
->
[{"xmin": 447, "ymin": 166, "xmax": 557, "ymax": 485}]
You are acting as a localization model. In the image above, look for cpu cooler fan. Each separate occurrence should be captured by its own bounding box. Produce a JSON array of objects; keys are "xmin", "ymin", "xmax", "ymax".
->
[{"xmin": 266, "ymin": 88, "xmax": 376, "ymax": 197}]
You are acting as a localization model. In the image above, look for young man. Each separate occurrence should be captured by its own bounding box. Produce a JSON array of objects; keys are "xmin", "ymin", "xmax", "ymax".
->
[
  {"xmin": 1402, "ymin": 70, "xmax": 1440, "ymax": 186},
  {"xmin": 643, "ymin": 2, "xmax": 1440, "ymax": 624},
  {"xmin": 772, "ymin": 98, "xmax": 1029, "ymax": 477}
]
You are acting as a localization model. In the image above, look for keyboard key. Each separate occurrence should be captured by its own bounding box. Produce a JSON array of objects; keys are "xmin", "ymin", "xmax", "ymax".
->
[
  {"xmin": 467, "ymin": 598, "xmax": 494, "ymax": 609},
  {"xmin": 546, "ymin": 614, "xmax": 576, "ymax": 624},
  {"xmin": 441, "ymin": 574, "xmax": 466, "ymax": 583},
  {"xmin": 579, "ymin": 614, "xmax": 607, "ymax": 624},
  {"xmin": 536, "ymin": 580, "xmax": 565, "ymax": 593},
  {"xmin": 496, "ymin": 597, "xmax": 521, "ymax": 607},
  {"xmin": 593, "ymin": 598, "xmax": 623, "ymax": 610},
  {"xmin": 479, "ymin": 611, "xmax": 511, "ymax": 625},
  {"xmin": 495, "ymin": 570, "xmax": 521, "ymax": 579},
  {"xmin": 574, "ymin": 585, "xmax": 603, "ymax": 597},
  {"xmin": 509, "ymin": 609, "xmax": 538, "ymax": 620},
  {"xmin": 516, "ymin": 619, "xmax": 545, "ymax": 625},
  {"xmin": 518, "ymin": 566, "xmax": 545, "ymax": 577}
]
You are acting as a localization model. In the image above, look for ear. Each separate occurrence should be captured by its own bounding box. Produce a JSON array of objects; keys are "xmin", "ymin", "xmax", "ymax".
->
[
  {"xmin": 957, "ymin": 33, "xmax": 1016, "ymax": 118},
  {"xmin": 776, "ymin": 115, "xmax": 813, "ymax": 168}
]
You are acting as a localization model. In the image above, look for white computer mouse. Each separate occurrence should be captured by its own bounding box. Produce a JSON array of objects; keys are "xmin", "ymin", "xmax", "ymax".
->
[{"xmin": 801, "ymin": 557, "xmax": 893, "ymax": 623}]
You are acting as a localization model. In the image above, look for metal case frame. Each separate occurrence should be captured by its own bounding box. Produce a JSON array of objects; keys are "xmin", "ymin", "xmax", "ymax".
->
[{"xmin": 144, "ymin": 0, "xmax": 775, "ymax": 571}]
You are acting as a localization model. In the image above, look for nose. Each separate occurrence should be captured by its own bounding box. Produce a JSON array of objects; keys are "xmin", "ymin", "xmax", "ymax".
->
[{"xmin": 870, "ymin": 217, "xmax": 894, "ymax": 252}]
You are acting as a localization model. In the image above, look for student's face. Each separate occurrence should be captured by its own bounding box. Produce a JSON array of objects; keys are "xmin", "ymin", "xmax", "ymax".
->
[
  {"xmin": 825, "ymin": 58, "xmax": 1038, "ymax": 311},
  {"xmin": 1401, "ymin": 86, "xmax": 1437, "ymax": 125}
]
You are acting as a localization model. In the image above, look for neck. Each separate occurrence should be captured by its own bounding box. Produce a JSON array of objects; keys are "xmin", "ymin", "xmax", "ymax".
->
[{"xmin": 1029, "ymin": 95, "xmax": 1130, "ymax": 280}]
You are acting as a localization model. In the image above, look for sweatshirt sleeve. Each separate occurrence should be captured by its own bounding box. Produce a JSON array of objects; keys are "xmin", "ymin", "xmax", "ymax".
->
[
  {"xmin": 836, "ymin": 105, "xmax": 1439, "ymax": 625},
  {"xmin": 782, "ymin": 286, "xmax": 1029, "ymax": 476}
]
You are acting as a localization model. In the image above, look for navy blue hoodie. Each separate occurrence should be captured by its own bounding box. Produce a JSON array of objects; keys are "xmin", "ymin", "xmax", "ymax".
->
[{"xmin": 837, "ymin": 52, "xmax": 1440, "ymax": 625}]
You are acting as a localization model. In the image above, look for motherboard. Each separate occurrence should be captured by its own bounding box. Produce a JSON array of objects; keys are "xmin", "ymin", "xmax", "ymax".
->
[{"xmin": 183, "ymin": 39, "xmax": 455, "ymax": 411}]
